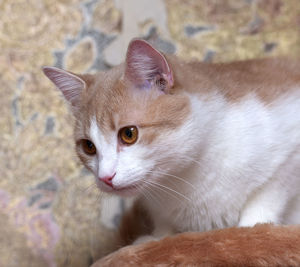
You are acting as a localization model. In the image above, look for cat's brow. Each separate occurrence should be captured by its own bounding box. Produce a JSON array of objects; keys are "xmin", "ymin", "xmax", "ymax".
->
[{"xmin": 138, "ymin": 121, "xmax": 177, "ymax": 129}]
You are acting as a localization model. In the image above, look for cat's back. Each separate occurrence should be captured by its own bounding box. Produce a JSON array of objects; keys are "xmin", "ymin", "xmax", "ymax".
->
[
  {"xmin": 170, "ymin": 57, "xmax": 300, "ymax": 102},
  {"xmin": 210, "ymin": 58, "xmax": 300, "ymax": 101}
]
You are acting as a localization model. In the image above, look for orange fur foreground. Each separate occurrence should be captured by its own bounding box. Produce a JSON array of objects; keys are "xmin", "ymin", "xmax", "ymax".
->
[{"xmin": 92, "ymin": 224, "xmax": 300, "ymax": 267}]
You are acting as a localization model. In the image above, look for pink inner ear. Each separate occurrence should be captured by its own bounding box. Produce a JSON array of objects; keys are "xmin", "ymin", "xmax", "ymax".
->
[
  {"xmin": 43, "ymin": 66, "xmax": 85, "ymax": 107},
  {"xmin": 125, "ymin": 39, "xmax": 174, "ymax": 91}
]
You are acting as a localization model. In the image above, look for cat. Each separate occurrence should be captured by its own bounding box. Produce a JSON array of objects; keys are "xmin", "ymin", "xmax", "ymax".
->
[{"xmin": 43, "ymin": 39, "xmax": 300, "ymax": 244}]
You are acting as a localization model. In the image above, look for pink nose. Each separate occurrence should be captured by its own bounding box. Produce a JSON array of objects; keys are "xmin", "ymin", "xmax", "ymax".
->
[{"xmin": 99, "ymin": 173, "xmax": 116, "ymax": 188}]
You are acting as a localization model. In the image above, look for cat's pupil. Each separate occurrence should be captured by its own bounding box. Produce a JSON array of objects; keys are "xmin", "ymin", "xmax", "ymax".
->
[
  {"xmin": 118, "ymin": 126, "xmax": 138, "ymax": 145},
  {"xmin": 87, "ymin": 140, "xmax": 93, "ymax": 149},
  {"xmin": 125, "ymin": 128, "xmax": 132, "ymax": 138}
]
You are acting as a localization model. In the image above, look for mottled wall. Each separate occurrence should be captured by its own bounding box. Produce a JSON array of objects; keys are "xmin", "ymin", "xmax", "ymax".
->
[{"xmin": 0, "ymin": 0, "xmax": 299, "ymax": 266}]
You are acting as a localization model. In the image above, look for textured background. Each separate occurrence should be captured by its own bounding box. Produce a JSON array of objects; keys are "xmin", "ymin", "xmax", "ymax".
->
[{"xmin": 1, "ymin": 0, "xmax": 300, "ymax": 266}]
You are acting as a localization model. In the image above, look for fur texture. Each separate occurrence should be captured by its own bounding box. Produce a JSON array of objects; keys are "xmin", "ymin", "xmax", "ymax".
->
[
  {"xmin": 92, "ymin": 224, "xmax": 300, "ymax": 267},
  {"xmin": 43, "ymin": 39, "xmax": 300, "ymax": 243}
]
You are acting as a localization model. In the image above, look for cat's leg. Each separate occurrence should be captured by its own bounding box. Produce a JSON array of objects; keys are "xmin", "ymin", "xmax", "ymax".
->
[
  {"xmin": 133, "ymin": 219, "xmax": 174, "ymax": 245},
  {"xmin": 238, "ymin": 178, "xmax": 288, "ymax": 227},
  {"xmin": 239, "ymin": 153, "xmax": 299, "ymax": 227},
  {"xmin": 282, "ymin": 194, "xmax": 300, "ymax": 224}
]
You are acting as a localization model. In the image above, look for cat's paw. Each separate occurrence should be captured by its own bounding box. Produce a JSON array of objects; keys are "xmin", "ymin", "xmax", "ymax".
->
[{"xmin": 133, "ymin": 235, "xmax": 158, "ymax": 245}]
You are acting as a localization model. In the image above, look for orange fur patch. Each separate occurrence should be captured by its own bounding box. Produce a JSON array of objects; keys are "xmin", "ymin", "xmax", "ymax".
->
[
  {"xmin": 93, "ymin": 224, "xmax": 300, "ymax": 267},
  {"xmin": 167, "ymin": 56, "xmax": 300, "ymax": 103}
]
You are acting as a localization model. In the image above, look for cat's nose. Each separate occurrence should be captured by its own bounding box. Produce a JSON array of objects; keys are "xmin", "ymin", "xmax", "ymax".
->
[{"xmin": 99, "ymin": 173, "xmax": 116, "ymax": 188}]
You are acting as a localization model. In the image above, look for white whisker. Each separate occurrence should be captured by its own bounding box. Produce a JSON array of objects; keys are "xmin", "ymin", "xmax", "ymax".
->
[
  {"xmin": 81, "ymin": 182, "xmax": 97, "ymax": 194},
  {"xmin": 140, "ymin": 183, "xmax": 165, "ymax": 209},
  {"xmin": 143, "ymin": 180, "xmax": 182, "ymax": 204},
  {"xmin": 144, "ymin": 169, "xmax": 196, "ymax": 189},
  {"xmin": 143, "ymin": 179, "xmax": 191, "ymax": 202}
]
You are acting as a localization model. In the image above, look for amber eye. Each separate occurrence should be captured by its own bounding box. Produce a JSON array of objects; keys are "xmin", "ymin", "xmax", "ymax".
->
[
  {"xmin": 81, "ymin": 139, "xmax": 96, "ymax": 155},
  {"xmin": 119, "ymin": 126, "xmax": 138, "ymax": 145}
]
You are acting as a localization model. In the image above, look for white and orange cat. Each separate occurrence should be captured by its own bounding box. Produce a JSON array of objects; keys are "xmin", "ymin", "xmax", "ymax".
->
[{"xmin": 43, "ymin": 39, "xmax": 300, "ymax": 243}]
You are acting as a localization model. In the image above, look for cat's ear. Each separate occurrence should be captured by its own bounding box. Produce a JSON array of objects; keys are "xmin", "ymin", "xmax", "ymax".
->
[
  {"xmin": 42, "ymin": 66, "xmax": 86, "ymax": 108},
  {"xmin": 124, "ymin": 39, "xmax": 174, "ymax": 93}
]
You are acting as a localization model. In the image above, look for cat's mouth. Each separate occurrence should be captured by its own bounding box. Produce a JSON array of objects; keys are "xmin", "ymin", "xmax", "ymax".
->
[
  {"xmin": 114, "ymin": 184, "xmax": 138, "ymax": 191},
  {"xmin": 97, "ymin": 181, "xmax": 141, "ymax": 196}
]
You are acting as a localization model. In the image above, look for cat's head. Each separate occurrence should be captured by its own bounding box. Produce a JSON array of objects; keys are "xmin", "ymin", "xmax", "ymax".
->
[{"xmin": 43, "ymin": 39, "xmax": 194, "ymax": 196}]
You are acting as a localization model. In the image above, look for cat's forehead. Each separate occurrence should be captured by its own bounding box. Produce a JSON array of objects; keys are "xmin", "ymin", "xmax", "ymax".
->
[
  {"xmin": 79, "ymin": 74, "xmax": 125, "ymax": 133},
  {"xmin": 92, "ymin": 85, "xmax": 153, "ymax": 129},
  {"xmin": 79, "ymin": 73, "xmax": 190, "ymax": 137}
]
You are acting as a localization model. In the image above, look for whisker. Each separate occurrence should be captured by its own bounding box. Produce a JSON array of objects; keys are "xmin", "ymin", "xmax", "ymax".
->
[
  {"xmin": 95, "ymin": 190, "xmax": 104, "ymax": 205},
  {"xmin": 180, "ymin": 155, "xmax": 204, "ymax": 168},
  {"xmin": 143, "ymin": 179, "xmax": 191, "ymax": 202},
  {"xmin": 141, "ymin": 183, "xmax": 166, "ymax": 208},
  {"xmin": 132, "ymin": 181, "xmax": 165, "ymax": 209},
  {"xmin": 144, "ymin": 181, "xmax": 182, "ymax": 203},
  {"xmin": 145, "ymin": 169, "xmax": 196, "ymax": 189},
  {"xmin": 81, "ymin": 182, "xmax": 97, "ymax": 194},
  {"xmin": 138, "ymin": 184, "xmax": 153, "ymax": 204}
]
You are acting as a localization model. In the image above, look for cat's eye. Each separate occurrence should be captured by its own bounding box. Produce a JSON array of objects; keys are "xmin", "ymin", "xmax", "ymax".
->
[
  {"xmin": 118, "ymin": 126, "xmax": 138, "ymax": 145},
  {"xmin": 81, "ymin": 139, "xmax": 96, "ymax": 155}
]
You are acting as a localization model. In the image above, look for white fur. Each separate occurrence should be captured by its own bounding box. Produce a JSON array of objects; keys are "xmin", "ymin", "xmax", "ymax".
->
[
  {"xmin": 144, "ymin": 92, "xmax": 300, "ymax": 235},
  {"xmin": 90, "ymin": 118, "xmax": 117, "ymax": 179},
  {"xmin": 88, "ymin": 90, "xmax": 300, "ymax": 238}
]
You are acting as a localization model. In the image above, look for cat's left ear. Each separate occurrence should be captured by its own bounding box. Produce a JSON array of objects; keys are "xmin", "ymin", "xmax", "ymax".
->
[
  {"xmin": 124, "ymin": 39, "xmax": 174, "ymax": 93},
  {"xmin": 42, "ymin": 66, "xmax": 89, "ymax": 109}
]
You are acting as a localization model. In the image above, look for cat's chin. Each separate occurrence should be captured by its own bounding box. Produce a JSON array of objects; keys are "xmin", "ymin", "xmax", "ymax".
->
[{"xmin": 97, "ymin": 183, "xmax": 141, "ymax": 197}]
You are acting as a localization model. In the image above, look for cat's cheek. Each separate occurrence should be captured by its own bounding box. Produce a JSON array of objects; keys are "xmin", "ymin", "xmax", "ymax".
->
[
  {"xmin": 116, "ymin": 141, "xmax": 125, "ymax": 153},
  {"xmin": 76, "ymin": 150, "xmax": 98, "ymax": 175}
]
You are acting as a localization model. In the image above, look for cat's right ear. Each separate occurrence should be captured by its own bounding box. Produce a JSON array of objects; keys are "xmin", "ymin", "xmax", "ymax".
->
[{"xmin": 42, "ymin": 66, "xmax": 86, "ymax": 109}]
